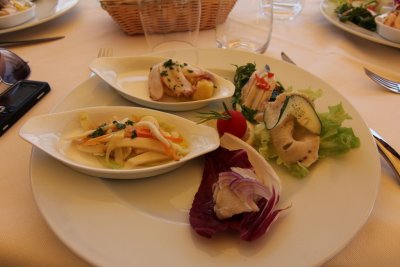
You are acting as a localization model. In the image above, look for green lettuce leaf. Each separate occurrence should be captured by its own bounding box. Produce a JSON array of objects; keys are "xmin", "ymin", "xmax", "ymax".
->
[{"xmin": 318, "ymin": 103, "xmax": 360, "ymax": 157}]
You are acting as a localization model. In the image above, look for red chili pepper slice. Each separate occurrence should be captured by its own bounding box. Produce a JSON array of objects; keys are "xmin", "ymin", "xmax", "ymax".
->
[{"xmin": 255, "ymin": 73, "xmax": 270, "ymax": 90}]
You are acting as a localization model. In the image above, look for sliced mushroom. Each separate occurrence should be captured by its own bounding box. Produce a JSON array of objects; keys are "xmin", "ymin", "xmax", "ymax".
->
[
  {"xmin": 270, "ymin": 115, "xmax": 320, "ymax": 167},
  {"xmin": 148, "ymin": 63, "xmax": 164, "ymax": 100}
]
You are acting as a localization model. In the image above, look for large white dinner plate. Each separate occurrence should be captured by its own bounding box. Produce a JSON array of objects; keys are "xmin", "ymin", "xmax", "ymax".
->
[
  {"xmin": 0, "ymin": 0, "xmax": 79, "ymax": 35},
  {"xmin": 89, "ymin": 55, "xmax": 235, "ymax": 111},
  {"xmin": 30, "ymin": 49, "xmax": 380, "ymax": 267},
  {"xmin": 320, "ymin": 0, "xmax": 400, "ymax": 49}
]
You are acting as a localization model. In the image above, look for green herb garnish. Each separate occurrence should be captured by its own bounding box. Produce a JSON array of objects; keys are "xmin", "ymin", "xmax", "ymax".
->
[
  {"xmin": 88, "ymin": 125, "xmax": 106, "ymax": 138},
  {"xmin": 232, "ymin": 63, "xmax": 257, "ymax": 109},
  {"xmin": 240, "ymin": 105, "xmax": 258, "ymax": 124},
  {"xmin": 163, "ymin": 59, "xmax": 175, "ymax": 68}
]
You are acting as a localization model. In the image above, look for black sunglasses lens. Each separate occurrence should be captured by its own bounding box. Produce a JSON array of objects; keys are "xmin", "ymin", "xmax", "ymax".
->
[{"xmin": 0, "ymin": 49, "xmax": 31, "ymax": 84}]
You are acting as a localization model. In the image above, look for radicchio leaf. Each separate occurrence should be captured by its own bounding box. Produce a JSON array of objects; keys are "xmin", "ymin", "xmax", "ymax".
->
[{"xmin": 189, "ymin": 147, "xmax": 287, "ymax": 241}]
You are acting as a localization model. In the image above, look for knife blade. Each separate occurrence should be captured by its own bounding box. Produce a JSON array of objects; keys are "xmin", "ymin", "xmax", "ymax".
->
[
  {"xmin": 370, "ymin": 128, "xmax": 400, "ymax": 183},
  {"xmin": 0, "ymin": 36, "xmax": 65, "ymax": 47}
]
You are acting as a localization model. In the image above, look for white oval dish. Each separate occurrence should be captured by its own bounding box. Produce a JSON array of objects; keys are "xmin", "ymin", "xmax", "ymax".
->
[
  {"xmin": 0, "ymin": 1, "xmax": 35, "ymax": 28},
  {"xmin": 375, "ymin": 13, "xmax": 400, "ymax": 43},
  {"xmin": 89, "ymin": 56, "xmax": 235, "ymax": 111},
  {"xmin": 20, "ymin": 106, "xmax": 220, "ymax": 179},
  {"xmin": 0, "ymin": 0, "xmax": 79, "ymax": 34}
]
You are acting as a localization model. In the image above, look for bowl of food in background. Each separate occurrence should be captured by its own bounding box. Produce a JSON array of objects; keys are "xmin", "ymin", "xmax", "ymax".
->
[
  {"xmin": 375, "ymin": 10, "xmax": 400, "ymax": 43},
  {"xmin": 0, "ymin": 0, "xmax": 35, "ymax": 28}
]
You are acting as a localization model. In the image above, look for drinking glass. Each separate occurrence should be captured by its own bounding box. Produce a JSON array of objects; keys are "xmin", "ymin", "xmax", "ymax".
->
[
  {"xmin": 273, "ymin": 0, "xmax": 305, "ymax": 21},
  {"xmin": 138, "ymin": 0, "xmax": 201, "ymax": 52},
  {"xmin": 216, "ymin": 0, "xmax": 273, "ymax": 54}
]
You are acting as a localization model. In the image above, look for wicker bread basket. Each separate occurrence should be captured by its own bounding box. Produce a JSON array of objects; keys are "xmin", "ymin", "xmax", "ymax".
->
[{"xmin": 100, "ymin": 0, "xmax": 236, "ymax": 35}]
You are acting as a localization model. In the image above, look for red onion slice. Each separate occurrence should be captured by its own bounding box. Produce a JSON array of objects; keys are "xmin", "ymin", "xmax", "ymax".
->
[{"xmin": 189, "ymin": 144, "xmax": 288, "ymax": 242}]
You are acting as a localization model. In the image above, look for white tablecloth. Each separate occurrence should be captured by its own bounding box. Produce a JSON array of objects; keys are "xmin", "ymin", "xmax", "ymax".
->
[{"xmin": 1, "ymin": 0, "xmax": 399, "ymax": 266}]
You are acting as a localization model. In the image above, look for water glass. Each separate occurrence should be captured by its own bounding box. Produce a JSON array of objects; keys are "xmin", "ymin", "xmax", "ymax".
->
[
  {"xmin": 138, "ymin": 0, "xmax": 201, "ymax": 51},
  {"xmin": 216, "ymin": 0, "xmax": 273, "ymax": 54},
  {"xmin": 273, "ymin": 0, "xmax": 305, "ymax": 21}
]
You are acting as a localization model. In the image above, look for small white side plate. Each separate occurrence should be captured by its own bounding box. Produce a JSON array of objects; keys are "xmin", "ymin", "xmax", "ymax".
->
[
  {"xmin": 0, "ymin": 0, "xmax": 79, "ymax": 34},
  {"xmin": 89, "ymin": 55, "xmax": 235, "ymax": 111},
  {"xmin": 0, "ymin": 3, "xmax": 35, "ymax": 28},
  {"xmin": 20, "ymin": 106, "xmax": 220, "ymax": 179}
]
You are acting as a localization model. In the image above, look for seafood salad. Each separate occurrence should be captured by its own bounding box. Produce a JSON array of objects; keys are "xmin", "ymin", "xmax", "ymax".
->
[
  {"xmin": 199, "ymin": 63, "xmax": 360, "ymax": 178},
  {"xmin": 148, "ymin": 59, "xmax": 217, "ymax": 101},
  {"xmin": 240, "ymin": 64, "xmax": 360, "ymax": 177},
  {"xmin": 67, "ymin": 113, "xmax": 189, "ymax": 169}
]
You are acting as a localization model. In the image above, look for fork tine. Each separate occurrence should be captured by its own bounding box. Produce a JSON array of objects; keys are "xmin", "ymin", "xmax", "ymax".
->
[
  {"xmin": 365, "ymin": 68, "xmax": 397, "ymax": 86},
  {"xmin": 364, "ymin": 68, "xmax": 400, "ymax": 93},
  {"xmin": 369, "ymin": 74, "xmax": 398, "ymax": 91},
  {"xmin": 105, "ymin": 48, "xmax": 113, "ymax": 57},
  {"xmin": 97, "ymin": 48, "xmax": 104, "ymax": 58},
  {"xmin": 364, "ymin": 68, "xmax": 396, "ymax": 86},
  {"xmin": 370, "ymin": 76, "xmax": 398, "ymax": 91},
  {"xmin": 371, "ymin": 75, "xmax": 397, "ymax": 88},
  {"xmin": 91, "ymin": 48, "xmax": 113, "ymax": 77},
  {"xmin": 97, "ymin": 47, "xmax": 113, "ymax": 58}
]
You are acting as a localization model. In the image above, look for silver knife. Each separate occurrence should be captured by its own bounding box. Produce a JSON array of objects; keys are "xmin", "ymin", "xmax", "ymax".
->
[
  {"xmin": 370, "ymin": 129, "xmax": 400, "ymax": 183},
  {"xmin": 0, "ymin": 36, "xmax": 65, "ymax": 47}
]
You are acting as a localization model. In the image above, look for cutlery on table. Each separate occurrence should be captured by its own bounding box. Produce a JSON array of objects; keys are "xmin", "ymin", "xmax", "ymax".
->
[
  {"xmin": 280, "ymin": 51, "xmax": 296, "ymax": 65},
  {"xmin": 90, "ymin": 47, "xmax": 113, "ymax": 77},
  {"xmin": 364, "ymin": 68, "xmax": 400, "ymax": 94},
  {"xmin": 0, "ymin": 36, "xmax": 65, "ymax": 47},
  {"xmin": 97, "ymin": 47, "xmax": 113, "ymax": 58},
  {"xmin": 370, "ymin": 129, "xmax": 400, "ymax": 184},
  {"xmin": 280, "ymin": 51, "xmax": 400, "ymax": 183}
]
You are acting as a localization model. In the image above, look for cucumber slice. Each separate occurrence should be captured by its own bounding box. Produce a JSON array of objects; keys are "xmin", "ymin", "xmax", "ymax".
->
[
  {"xmin": 263, "ymin": 94, "xmax": 321, "ymax": 135},
  {"xmin": 263, "ymin": 96, "xmax": 289, "ymax": 130}
]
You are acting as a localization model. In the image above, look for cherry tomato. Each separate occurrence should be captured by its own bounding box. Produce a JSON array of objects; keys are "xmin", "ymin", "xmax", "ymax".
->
[{"xmin": 216, "ymin": 110, "xmax": 247, "ymax": 138}]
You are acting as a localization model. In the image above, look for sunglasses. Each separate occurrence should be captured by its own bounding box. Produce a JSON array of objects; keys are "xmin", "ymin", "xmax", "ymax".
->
[{"xmin": 0, "ymin": 48, "xmax": 31, "ymax": 95}]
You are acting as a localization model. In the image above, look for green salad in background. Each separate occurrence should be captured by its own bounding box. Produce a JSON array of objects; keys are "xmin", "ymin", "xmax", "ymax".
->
[{"xmin": 333, "ymin": 0, "xmax": 396, "ymax": 32}]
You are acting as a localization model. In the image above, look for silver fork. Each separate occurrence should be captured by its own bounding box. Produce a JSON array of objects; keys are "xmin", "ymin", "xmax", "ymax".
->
[
  {"xmin": 97, "ymin": 47, "xmax": 113, "ymax": 58},
  {"xmin": 281, "ymin": 51, "xmax": 400, "ymax": 184},
  {"xmin": 280, "ymin": 52, "xmax": 296, "ymax": 65},
  {"xmin": 91, "ymin": 48, "xmax": 113, "ymax": 77},
  {"xmin": 364, "ymin": 68, "xmax": 400, "ymax": 94}
]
